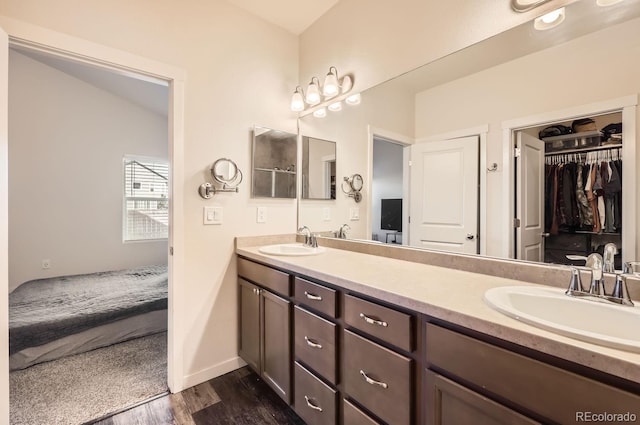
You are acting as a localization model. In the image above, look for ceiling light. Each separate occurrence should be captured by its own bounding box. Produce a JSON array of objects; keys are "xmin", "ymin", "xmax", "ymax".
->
[
  {"xmin": 313, "ymin": 107, "xmax": 327, "ymax": 118},
  {"xmin": 290, "ymin": 86, "xmax": 305, "ymax": 112},
  {"xmin": 323, "ymin": 67, "xmax": 340, "ymax": 97},
  {"xmin": 534, "ymin": 7, "xmax": 565, "ymax": 30},
  {"xmin": 345, "ymin": 93, "xmax": 361, "ymax": 105},
  {"xmin": 596, "ymin": 0, "xmax": 624, "ymax": 6},
  {"xmin": 306, "ymin": 77, "xmax": 321, "ymax": 105},
  {"xmin": 328, "ymin": 101, "xmax": 342, "ymax": 112}
]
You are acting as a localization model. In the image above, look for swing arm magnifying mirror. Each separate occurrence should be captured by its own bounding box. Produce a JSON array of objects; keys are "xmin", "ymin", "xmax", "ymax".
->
[
  {"xmin": 342, "ymin": 174, "xmax": 364, "ymax": 202},
  {"xmin": 198, "ymin": 158, "xmax": 243, "ymax": 199}
]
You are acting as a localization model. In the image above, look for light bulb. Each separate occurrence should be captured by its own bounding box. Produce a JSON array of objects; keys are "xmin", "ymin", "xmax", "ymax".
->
[
  {"xmin": 313, "ymin": 107, "xmax": 327, "ymax": 118},
  {"xmin": 341, "ymin": 75, "xmax": 353, "ymax": 93},
  {"xmin": 323, "ymin": 67, "xmax": 339, "ymax": 97},
  {"xmin": 290, "ymin": 87, "xmax": 305, "ymax": 112},
  {"xmin": 345, "ymin": 93, "xmax": 361, "ymax": 105},
  {"xmin": 534, "ymin": 7, "xmax": 565, "ymax": 30},
  {"xmin": 328, "ymin": 101, "xmax": 342, "ymax": 112},
  {"xmin": 306, "ymin": 78, "xmax": 321, "ymax": 105}
]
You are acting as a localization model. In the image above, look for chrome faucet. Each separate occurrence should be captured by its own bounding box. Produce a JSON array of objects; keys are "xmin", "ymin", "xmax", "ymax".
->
[
  {"xmin": 336, "ymin": 224, "xmax": 351, "ymax": 239},
  {"xmin": 297, "ymin": 226, "xmax": 318, "ymax": 248},
  {"xmin": 565, "ymin": 254, "xmax": 634, "ymax": 306},
  {"xmin": 603, "ymin": 243, "xmax": 618, "ymax": 273}
]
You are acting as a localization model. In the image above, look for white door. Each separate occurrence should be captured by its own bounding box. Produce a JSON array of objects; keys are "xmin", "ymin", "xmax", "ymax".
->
[
  {"xmin": 0, "ymin": 25, "xmax": 9, "ymax": 423},
  {"xmin": 409, "ymin": 136, "xmax": 479, "ymax": 254},
  {"xmin": 516, "ymin": 132, "xmax": 545, "ymax": 262}
]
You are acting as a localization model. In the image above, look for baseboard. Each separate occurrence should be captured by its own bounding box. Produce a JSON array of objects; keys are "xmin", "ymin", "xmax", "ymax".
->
[{"xmin": 181, "ymin": 356, "xmax": 247, "ymax": 389}]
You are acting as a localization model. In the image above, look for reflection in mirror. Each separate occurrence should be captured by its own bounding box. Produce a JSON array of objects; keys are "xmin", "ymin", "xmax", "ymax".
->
[
  {"xmin": 252, "ymin": 126, "xmax": 297, "ymax": 199},
  {"xmin": 211, "ymin": 158, "xmax": 241, "ymax": 185},
  {"xmin": 297, "ymin": 0, "xmax": 640, "ymax": 264},
  {"xmin": 301, "ymin": 136, "xmax": 336, "ymax": 199}
]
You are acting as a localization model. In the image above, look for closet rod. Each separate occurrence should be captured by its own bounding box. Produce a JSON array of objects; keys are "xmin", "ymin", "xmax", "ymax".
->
[{"xmin": 544, "ymin": 143, "xmax": 622, "ymax": 156}]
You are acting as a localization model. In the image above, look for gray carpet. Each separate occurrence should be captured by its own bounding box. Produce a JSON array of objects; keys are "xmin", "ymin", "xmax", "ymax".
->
[{"xmin": 10, "ymin": 332, "xmax": 168, "ymax": 425}]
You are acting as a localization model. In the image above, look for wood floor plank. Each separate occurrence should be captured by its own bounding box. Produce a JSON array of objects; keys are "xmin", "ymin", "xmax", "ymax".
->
[{"xmin": 180, "ymin": 381, "xmax": 221, "ymax": 414}]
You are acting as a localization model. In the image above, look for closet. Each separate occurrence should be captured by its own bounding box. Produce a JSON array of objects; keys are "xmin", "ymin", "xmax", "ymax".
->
[{"xmin": 524, "ymin": 112, "xmax": 623, "ymax": 269}]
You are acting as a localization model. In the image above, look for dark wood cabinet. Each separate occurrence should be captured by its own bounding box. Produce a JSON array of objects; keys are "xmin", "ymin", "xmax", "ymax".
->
[
  {"xmin": 238, "ymin": 263, "xmax": 291, "ymax": 404},
  {"xmin": 294, "ymin": 362, "xmax": 337, "ymax": 425}
]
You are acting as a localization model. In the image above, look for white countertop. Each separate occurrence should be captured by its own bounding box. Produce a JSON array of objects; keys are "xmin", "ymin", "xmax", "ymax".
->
[{"xmin": 236, "ymin": 242, "xmax": 640, "ymax": 385}]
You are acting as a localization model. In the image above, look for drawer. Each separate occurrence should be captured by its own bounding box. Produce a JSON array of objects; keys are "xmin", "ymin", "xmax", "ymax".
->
[
  {"xmin": 426, "ymin": 323, "xmax": 640, "ymax": 424},
  {"xmin": 343, "ymin": 330, "xmax": 412, "ymax": 425},
  {"xmin": 343, "ymin": 399, "xmax": 381, "ymax": 425},
  {"xmin": 344, "ymin": 293, "xmax": 413, "ymax": 352},
  {"xmin": 294, "ymin": 277, "xmax": 337, "ymax": 318},
  {"xmin": 294, "ymin": 362, "xmax": 337, "ymax": 425},
  {"xmin": 294, "ymin": 306, "xmax": 337, "ymax": 384},
  {"xmin": 237, "ymin": 257, "xmax": 290, "ymax": 296}
]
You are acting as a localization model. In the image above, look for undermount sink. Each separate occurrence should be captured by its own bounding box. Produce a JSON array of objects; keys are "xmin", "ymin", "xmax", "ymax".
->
[
  {"xmin": 484, "ymin": 285, "xmax": 640, "ymax": 352},
  {"xmin": 258, "ymin": 243, "xmax": 326, "ymax": 256}
]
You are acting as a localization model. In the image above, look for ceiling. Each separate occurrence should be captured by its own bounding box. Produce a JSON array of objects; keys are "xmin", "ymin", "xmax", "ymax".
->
[{"xmin": 224, "ymin": 0, "xmax": 340, "ymax": 34}]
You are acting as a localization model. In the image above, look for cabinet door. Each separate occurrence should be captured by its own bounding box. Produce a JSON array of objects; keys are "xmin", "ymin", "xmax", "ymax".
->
[
  {"xmin": 239, "ymin": 278, "xmax": 260, "ymax": 372},
  {"xmin": 425, "ymin": 370, "xmax": 540, "ymax": 425},
  {"xmin": 262, "ymin": 289, "xmax": 291, "ymax": 403}
]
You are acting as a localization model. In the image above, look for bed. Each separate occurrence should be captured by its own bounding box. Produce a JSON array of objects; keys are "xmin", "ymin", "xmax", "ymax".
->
[{"xmin": 9, "ymin": 264, "xmax": 168, "ymax": 370}]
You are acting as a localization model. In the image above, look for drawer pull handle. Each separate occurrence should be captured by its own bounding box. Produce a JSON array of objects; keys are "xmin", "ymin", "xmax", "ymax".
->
[
  {"xmin": 304, "ymin": 291, "xmax": 323, "ymax": 301},
  {"xmin": 359, "ymin": 370, "xmax": 388, "ymax": 389},
  {"xmin": 304, "ymin": 395, "xmax": 323, "ymax": 412},
  {"xmin": 359, "ymin": 313, "xmax": 388, "ymax": 327},
  {"xmin": 304, "ymin": 336, "xmax": 323, "ymax": 349}
]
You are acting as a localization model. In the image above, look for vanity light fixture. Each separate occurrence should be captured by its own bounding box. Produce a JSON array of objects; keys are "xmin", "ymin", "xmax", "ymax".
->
[
  {"xmin": 534, "ymin": 7, "xmax": 565, "ymax": 30},
  {"xmin": 596, "ymin": 0, "xmax": 624, "ymax": 6},
  {"xmin": 290, "ymin": 66, "xmax": 359, "ymax": 116}
]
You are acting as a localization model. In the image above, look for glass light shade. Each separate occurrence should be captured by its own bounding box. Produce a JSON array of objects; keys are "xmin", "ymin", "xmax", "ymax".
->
[
  {"xmin": 323, "ymin": 70, "xmax": 339, "ymax": 97},
  {"xmin": 290, "ymin": 88, "xmax": 305, "ymax": 112},
  {"xmin": 534, "ymin": 7, "xmax": 565, "ymax": 30},
  {"xmin": 341, "ymin": 75, "xmax": 353, "ymax": 93},
  {"xmin": 306, "ymin": 79, "xmax": 321, "ymax": 105},
  {"xmin": 345, "ymin": 93, "xmax": 361, "ymax": 105},
  {"xmin": 313, "ymin": 107, "xmax": 327, "ymax": 118},
  {"xmin": 328, "ymin": 101, "xmax": 342, "ymax": 112}
]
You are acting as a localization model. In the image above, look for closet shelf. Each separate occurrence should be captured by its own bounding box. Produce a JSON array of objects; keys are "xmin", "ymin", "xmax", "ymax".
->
[
  {"xmin": 544, "ymin": 143, "xmax": 622, "ymax": 156},
  {"xmin": 559, "ymin": 230, "xmax": 621, "ymax": 236}
]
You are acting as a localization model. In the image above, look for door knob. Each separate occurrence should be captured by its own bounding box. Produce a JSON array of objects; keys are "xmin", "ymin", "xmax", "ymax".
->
[
  {"xmin": 466, "ymin": 234, "xmax": 475, "ymax": 240},
  {"xmin": 541, "ymin": 233, "xmax": 550, "ymax": 238}
]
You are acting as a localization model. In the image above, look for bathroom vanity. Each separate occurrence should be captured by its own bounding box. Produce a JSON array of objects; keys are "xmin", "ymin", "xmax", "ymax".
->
[{"xmin": 236, "ymin": 237, "xmax": 640, "ymax": 425}]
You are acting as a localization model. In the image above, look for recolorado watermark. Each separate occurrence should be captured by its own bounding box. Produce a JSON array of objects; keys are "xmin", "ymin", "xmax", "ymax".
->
[{"xmin": 576, "ymin": 411, "xmax": 637, "ymax": 423}]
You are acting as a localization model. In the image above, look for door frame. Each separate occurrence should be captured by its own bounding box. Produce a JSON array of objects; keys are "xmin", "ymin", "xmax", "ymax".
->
[
  {"xmin": 0, "ymin": 16, "xmax": 187, "ymax": 397},
  {"xmin": 501, "ymin": 95, "xmax": 638, "ymax": 262},
  {"xmin": 367, "ymin": 126, "xmax": 413, "ymax": 244},
  {"xmin": 415, "ymin": 124, "xmax": 489, "ymax": 255}
]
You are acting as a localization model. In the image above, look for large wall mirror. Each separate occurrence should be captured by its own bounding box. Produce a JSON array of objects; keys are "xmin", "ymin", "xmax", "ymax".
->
[
  {"xmin": 297, "ymin": 0, "xmax": 640, "ymax": 266},
  {"xmin": 301, "ymin": 136, "xmax": 336, "ymax": 200},
  {"xmin": 252, "ymin": 126, "xmax": 297, "ymax": 199}
]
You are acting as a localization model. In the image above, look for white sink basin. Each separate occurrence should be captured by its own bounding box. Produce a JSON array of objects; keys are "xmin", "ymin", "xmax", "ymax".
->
[
  {"xmin": 258, "ymin": 243, "xmax": 326, "ymax": 256},
  {"xmin": 484, "ymin": 286, "xmax": 640, "ymax": 352}
]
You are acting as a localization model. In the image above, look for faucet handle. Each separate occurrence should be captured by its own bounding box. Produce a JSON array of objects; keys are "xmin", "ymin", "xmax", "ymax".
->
[
  {"xmin": 610, "ymin": 274, "xmax": 634, "ymax": 306},
  {"xmin": 586, "ymin": 253, "xmax": 606, "ymax": 296},
  {"xmin": 566, "ymin": 267, "xmax": 585, "ymax": 294}
]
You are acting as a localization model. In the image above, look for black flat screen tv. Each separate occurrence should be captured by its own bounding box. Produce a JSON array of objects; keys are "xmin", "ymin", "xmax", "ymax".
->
[{"xmin": 381, "ymin": 198, "xmax": 402, "ymax": 232}]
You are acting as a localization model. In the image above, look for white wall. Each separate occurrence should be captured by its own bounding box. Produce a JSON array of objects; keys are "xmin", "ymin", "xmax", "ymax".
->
[
  {"xmin": 0, "ymin": 0, "xmax": 298, "ymax": 393},
  {"xmin": 8, "ymin": 50, "xmax": 168, "ymax": 292},
  {"xmin": 372, "ymin": 139, "xmax": 403, "ymax": 241},
  {"xmin": 413, "ymin": 17, "xmax": 640, "ymax": 257}
]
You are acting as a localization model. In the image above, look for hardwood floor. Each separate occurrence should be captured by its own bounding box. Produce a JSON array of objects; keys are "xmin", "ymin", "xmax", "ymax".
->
[{"xmin": 92, "ymin": 367, "xmax": 305, "ymax": 425}]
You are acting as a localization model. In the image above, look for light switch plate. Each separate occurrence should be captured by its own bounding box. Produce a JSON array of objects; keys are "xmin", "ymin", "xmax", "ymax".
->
[
  {"xmin": 257, "ymin": 206, "xmax": 267, "ymax": 223},
  {"xmin": 350, "ymin": 207, "xmax": 360, "ymax": 221},
  {"xmin": 204, "ymin": 206, "xmax": 222, "ymax": 225}
]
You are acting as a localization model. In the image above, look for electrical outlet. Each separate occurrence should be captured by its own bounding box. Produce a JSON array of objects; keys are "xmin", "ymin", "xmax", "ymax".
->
[
  {"xmin": 257, "ymin": 206, "xmax": 267, "ymax": 223},
  {"xmin": 350, "ymin": 207, "xmax": 360, "ymax": 221},
  {"xmin": 322, "ymin": 207, "xmax": 331, "ymax": 221},
  {"xmin": 42, "ymin": 259, "xmax": 51, "ymax": 269}
]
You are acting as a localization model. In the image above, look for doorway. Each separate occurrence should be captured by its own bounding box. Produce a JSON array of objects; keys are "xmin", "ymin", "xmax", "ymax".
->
[
  {"xmin": 0, "ymin": 20, "xmax": 186, "ymax": 422},
  {"xmin": 504, "ymin": 95, "xmax": 637, "ymax": 264}
]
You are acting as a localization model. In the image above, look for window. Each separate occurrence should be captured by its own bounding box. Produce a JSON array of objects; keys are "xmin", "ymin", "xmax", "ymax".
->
[{"xmin": 123, "ymin": 156, "xmax": 169, "ymax": 241}]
